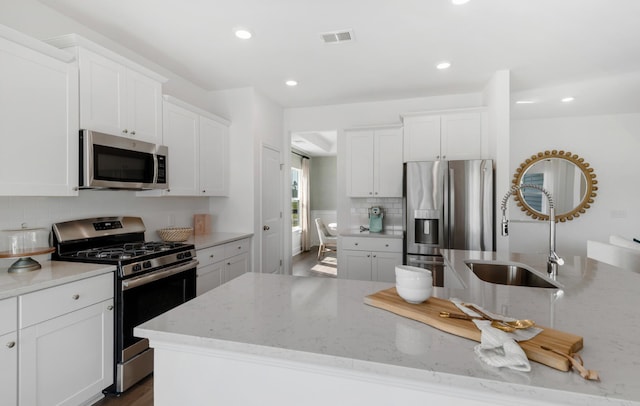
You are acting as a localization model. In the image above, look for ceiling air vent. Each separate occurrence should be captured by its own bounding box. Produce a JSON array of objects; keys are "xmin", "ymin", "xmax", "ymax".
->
[{"xmin": 321, "ymin": 29, "xmax": 354, "ymax": 44}]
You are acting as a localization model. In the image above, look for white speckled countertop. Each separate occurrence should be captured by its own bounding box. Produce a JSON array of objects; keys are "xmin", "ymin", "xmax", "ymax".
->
[
  {"xmin": 0, "ymin": 260, "xmax": 115, "ymax": 299},
  {"xmin": 135, "ymin": 250, "xmax": 640, "ymax": 405},
  {"xmin": 187, "ymin": 232, "xmax": 253, "ymax": 250}
]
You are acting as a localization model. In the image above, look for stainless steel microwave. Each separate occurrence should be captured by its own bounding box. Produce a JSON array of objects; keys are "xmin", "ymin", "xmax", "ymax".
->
[{"xmin": 80, "ymin": 130, "xmax": 168, "ymax": 190}]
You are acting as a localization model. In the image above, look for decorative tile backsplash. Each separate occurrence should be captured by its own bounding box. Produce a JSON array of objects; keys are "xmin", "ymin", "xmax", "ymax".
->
[{"xmin": 349, "ymin": 197, "xmax": 404, "ymax": 232}]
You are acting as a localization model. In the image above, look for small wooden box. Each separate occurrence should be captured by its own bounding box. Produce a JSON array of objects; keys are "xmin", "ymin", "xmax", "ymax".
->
[{"xmin": 193, "ymin": 214, "xmax": 211, "ymax": 235}]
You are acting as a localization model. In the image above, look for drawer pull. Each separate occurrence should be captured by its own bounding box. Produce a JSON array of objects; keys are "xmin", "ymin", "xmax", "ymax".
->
[
  {"xmin": 210, "ymin": 254, "xmax": 215, "ymax": 258},
  {"xmin": 237, "ymin": 246, "xmax": 242, "ymax": 250},
  {"xmin": 385, "ymin": 244, "xmax": 389, "ymax": 247},
  {"xmin": 6, "ymin": 341, "xmax": 15, "ymax": 349},
  {"xmin": 354, "ymin": 243, "xmax": 359, "ymax": 246},
  {"xmin": 72, "ymin": 294, "xmax": 80, "ymax": 300}
]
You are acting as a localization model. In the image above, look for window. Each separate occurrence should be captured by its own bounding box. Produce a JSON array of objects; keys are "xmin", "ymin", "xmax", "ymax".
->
[{"xmin": 291, "ymin": 168, "xmax": 301, "ymax": 230}]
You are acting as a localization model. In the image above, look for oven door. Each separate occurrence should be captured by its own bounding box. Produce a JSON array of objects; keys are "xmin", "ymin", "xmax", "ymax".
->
[{"xmin": 116, "ymin": 259, "xmax": 197, "ymax": 392}]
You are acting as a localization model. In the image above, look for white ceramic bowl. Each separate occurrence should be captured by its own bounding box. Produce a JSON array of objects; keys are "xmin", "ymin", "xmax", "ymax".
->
[{"xmin": 395, "ymin": 265, "xmax": 433, "ymax": 304}]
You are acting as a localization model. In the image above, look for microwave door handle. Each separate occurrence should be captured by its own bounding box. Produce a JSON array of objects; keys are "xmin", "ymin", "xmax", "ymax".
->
[{"xmin": 153, "ymin": 153, "xmax": 159, "ymax": 184}]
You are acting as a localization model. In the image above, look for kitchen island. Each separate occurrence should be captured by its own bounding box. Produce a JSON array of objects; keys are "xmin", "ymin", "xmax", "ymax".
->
[{"xmin": 135, "ymin": 250, "xmax": 640, "ymax": 406}]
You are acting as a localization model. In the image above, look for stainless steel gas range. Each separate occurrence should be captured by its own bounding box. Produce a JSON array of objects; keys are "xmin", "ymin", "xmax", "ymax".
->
[{"xmin": 52, "ymin": 216, "xmax": 198, "ymax": 393}]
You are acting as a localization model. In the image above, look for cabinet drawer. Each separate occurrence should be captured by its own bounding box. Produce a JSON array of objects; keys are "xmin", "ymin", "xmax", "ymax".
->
[
  {"xmin": 340, "ymin": 236, "xmax": 402, "ymax": 253},
  {"xmin": 224, "ymin": 238, "xmax": 250, "ymax": 258},
  {"xmin": 0, "ymin": 297, "xmax": 17, "ymax": 336},
  {"xmin": 19, "ymin": 272, "xmax": 114, "ymax": 329},
  {"xmin": 197, "ymin": 245, "xmax": 226, "ymax": 268}
]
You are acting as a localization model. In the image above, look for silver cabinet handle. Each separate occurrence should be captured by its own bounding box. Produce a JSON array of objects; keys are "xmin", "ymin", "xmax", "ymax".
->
[
  {"xmin": 131, "ymin": 130, "xmax": 136, "ymax": 135},
  {"xmin": 202, "ymin": 190, "xmax": 206, "ymax": 193},
  {"xmin": 263, "ymin": 225, "xmax": 270, "ymax": 231},
  {"xmin": 367, "ymin": 254, "xmax": 370, "ymax": 257},
  {"xmin": 122, "ymin": 129, "xmax": 128, "ymax": 134},
  {"xmin": 385, "ymin": 244, "xmax": 389, "ymax": 247},
  {"xmin": 6, "ymin": 341, "xmax": 15, "ymax": 348},
  {"xmin": 354, "ymin": 242, "xmax": 359, "ymax": 246},
  {"xmin": 72, "ymin": 294, "xmax": 80, "ymax": 300},
  {"xmin": 107, "ymin": 305, "xmax": 114, "ymax": 311},
  {"xmin": 210, "ymin": 254, "xmax": 214, "ymax": 258}
]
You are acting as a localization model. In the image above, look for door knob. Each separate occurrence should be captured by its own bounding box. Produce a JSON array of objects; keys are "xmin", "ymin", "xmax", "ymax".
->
[{"xmin": 263, "ymin": 225, "xmax": 270, "ymax": 231}]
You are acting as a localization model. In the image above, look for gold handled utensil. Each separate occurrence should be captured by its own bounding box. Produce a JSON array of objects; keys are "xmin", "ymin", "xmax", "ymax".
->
[
  {"xmin": 464, "ymin": 304, "xmax": 535, "ymax": 329},
  {"xmin": 439, "ymin": 311, "xmax": 515, "ymax": 332}
]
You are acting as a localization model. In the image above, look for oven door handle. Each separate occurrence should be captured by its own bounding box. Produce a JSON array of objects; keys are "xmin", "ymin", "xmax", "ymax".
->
[
  {"xmin": 122, "ymin": 259, "xmax": 199, "ymax": 290},
  {"xmin": 407, "ymin": 257, "xmax": 444, "ymax": 266}
]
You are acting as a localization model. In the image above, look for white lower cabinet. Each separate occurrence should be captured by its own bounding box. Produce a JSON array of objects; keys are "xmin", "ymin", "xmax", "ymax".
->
[
  {"xmin": 17, "ymin": 272, "xmax": 114, "ymax": 406},
  {"xmin": 338, "ymin": 236, "xmax": 403, "ymax": 282},
  {"xmin": 0, "ymin": 297, "xmax": 17, "ymax": 406},
  {"xmin": 196, "ymin": 238, "xmax": 251, "ymax": 296}
]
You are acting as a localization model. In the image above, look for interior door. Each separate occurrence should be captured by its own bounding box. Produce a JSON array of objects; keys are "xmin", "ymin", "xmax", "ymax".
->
[{"xmin": 261, "ymin": 145, "xmax": 282, "ymax": 274}]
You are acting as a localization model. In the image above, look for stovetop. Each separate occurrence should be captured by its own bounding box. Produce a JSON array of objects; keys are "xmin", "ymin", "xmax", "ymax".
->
[
  {"xmin": 67, "ymin": 241, "xmax": 190, "ymax": 261},
  {"xmin": 52, "ymin": 216, "xmax": 197, "ymax": 278}
]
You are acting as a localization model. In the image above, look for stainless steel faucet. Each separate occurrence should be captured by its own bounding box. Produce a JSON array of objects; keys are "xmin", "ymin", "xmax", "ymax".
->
[{"xmin": 500, "ymin": 184, "xmax": 564, "ymax": 278}]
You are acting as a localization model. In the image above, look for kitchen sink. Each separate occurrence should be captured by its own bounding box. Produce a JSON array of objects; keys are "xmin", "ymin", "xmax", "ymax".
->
[{"xmin": 465, "ymin": 260, "xmax": 561, "ymax": 288}]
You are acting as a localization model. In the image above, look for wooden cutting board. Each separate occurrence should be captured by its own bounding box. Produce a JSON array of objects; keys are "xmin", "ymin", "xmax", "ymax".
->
[{"xmin": 364, "ymin": 287, "xmax": 583, "ymax": 371}]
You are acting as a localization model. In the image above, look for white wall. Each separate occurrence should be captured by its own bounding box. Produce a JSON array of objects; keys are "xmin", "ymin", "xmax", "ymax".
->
[{"xmin": 509, "ymin": 113, "xmax": 640, "ymax": 256}]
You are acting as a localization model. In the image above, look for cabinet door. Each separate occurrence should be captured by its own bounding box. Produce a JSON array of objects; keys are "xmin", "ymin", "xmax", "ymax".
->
[
  {"xmin": 0, "ymin": 331, "xmax": 17, "ymax": 406},
  {"xmin": 125, "ymin": 69, "xmax": 162, "ymax": 144},
  {"xmin": 162, "ymin": 101, "xmax": 199, "ymax": 196},
  {"xmin": 402, "ymin": 115, "xmax": 441, "ymax": 162},
  {"xmin": 440, "ymin": 113, "xmax": 482, "ymax": 160},
  {"xmin": 346, "ymin": 130, "xmax": 374, "ymax": 197},
  {"xmin": 372, "ymin": 251, "xmax": 403, "ymax": 283},
  {"xmin": 78, "ymin": 48, "xmax": 127, "ymax": 137},
  {"xmin": 341, "ymin": 250, "xmax": 373, "ymax": 281},
  {"xmin": 374, "ymin": 128, "xmax": 403, "ymax": 197},
  {"xmin": 19, "ymin": 300, "xmax": 114, "ymax": 406},
  {"xmin": 224, "ymin": 253, "xmax": 249, "ymax": 283},
  {"xmin": 199, "ymin": 116, "xmax": 229, "ymax": 196},
  {"xmin": 0, "ymin": 36, "xmax": 79, "ymax": 196},
  {"xmin": 197, "ymin": 261, "xmax": 224, "ymax": 296}
]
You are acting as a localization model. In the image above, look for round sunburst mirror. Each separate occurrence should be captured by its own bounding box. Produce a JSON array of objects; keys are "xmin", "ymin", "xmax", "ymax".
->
[{"xmin": 512, "ymin": 150, "xmax": 598, "ymax": 222}]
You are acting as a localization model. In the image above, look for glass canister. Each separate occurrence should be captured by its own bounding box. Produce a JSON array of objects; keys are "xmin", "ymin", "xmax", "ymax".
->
[{"xmin": 0, "ymin": 225, "xmax": 54, "ymax": 272}]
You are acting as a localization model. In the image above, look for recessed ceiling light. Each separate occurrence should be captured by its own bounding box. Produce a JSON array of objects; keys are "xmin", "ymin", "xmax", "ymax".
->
[
  {"xmin": 436, "ymin": 61, "xmax": 451, "ymax": 70},
  {"xmin": 285, "ymin": 80, "xmax": 298, "ymax": 87},
  {"xmin": 234, "ymin": 28, "xmax": 253, "ymax": 40},
  {"xmin": 516, "ymin": 100, "xmax": 536, "ymax": 104},
  {"xmin": 561, "ymin": 97, "xmax": 575, "ymax": 103},
  {"xmin": 452, "ymin": 0, "xmax": 471, "ymax": 4}
]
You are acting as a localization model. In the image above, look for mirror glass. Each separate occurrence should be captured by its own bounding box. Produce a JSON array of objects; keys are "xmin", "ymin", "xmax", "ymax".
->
[{"xmin": 513, "ymin": 150, "xmax": 597, "ymax": 222}]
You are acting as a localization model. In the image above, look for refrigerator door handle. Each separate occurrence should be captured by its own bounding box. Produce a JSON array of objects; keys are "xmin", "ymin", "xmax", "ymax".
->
[{"xmin": 448, "ymin": 167, "xmax": 455, "ymax": 248}]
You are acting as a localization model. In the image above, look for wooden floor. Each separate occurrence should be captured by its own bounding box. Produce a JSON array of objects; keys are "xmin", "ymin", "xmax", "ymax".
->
[
  {"xmin": 292, "ymin": 246, "xmax": 337, "ymax": 278},
  {"xmin": 93, "ymin": 375, "xmax": 153, "ymax": 406}
]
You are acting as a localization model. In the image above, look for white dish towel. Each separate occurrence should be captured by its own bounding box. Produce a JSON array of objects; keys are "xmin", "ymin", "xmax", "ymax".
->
[{"xmin": 451, "ymin": 299, "xmax": 543, "ymax": 372}]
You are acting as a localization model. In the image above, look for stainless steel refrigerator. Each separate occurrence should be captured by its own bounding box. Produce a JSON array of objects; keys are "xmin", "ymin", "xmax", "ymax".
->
[{"xmin": 404, "ymin": 160, "xmax": 494, "ymax": 285}]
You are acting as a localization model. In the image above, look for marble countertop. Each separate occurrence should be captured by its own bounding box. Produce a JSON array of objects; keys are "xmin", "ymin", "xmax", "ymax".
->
[
  {"xmin": 135, "ymin": 251, "xmax": 640, "ymax": 405},
  {"xmin": 0, "ymin": 260, "xmax": 115, "ymax": 300},
  {"xmin": 188, "ymin": 232, "xmax": 253, "ymax": 250}
]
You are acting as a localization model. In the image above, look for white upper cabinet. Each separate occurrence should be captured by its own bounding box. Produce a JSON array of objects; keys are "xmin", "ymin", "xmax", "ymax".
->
[
  {"xmin": 402, "ymin": 109, "xmax": 487, "ymax": 162},
  {"xmin": 0, "ymin": 25, "xmax": 79, "ymax": 196},
  {"xmin": 148, "ymin": 96, "xmax": 229, "ymax": 197},
  {"xmin": 46, "ymin": 34, "xmax": 166, "ymax": 144},
  {"xmin": 346, "ymin": 126, "xmax": 403, "ymax": 197}
]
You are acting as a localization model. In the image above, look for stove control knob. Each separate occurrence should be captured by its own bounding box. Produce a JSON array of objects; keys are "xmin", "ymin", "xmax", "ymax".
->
[
  {"xmin": 177, "ymin": 253, "xmax": 185, "ymax": 260},
  {"xmin": 143, "ymin": 261, "xmax": 152, "ymax": 269},
  {"xmin": 133, "ymin": 264, "xmax": 142, "ymax": 272},
  {"xmin": 184, "ymin": 251, "xmax": 192, "ymax": 258}
]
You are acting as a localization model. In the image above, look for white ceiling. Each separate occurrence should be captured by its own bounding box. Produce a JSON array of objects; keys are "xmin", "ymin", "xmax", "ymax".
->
[{"xmin": 39, "ymin": 0, "xmax": 640, "ymax": 119}]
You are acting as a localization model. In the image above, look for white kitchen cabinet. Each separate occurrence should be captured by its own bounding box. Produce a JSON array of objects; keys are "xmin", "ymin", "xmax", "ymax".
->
[
  {"xmin": 338, "ymin": 236, "xmax": 403, "ymax": 282},
  {"xmin": 345, "ymin": 126, "xmax": 403, "ymax": 197},
  {"xmin": 0, "ymin": 26, "xmax": 79, "ymax": 197},
  {"xmin": 46, "ymin": 34, "xmax": 166, "ymax": 144},
  {"xmin": 18, "ymin": 272, "xmax": 114, "ymax": 406},
  {"xmin": 150, "ymin": 96, "xmax": 229, "ymax": 197},
  {"xmin": 196, "ymin": 238, "xmax": 251, "ymax": 296},
  {"xmin": 0, "ymin": 297, "xmax": 17, "ymax": 406},
  {"xmin": 402, "ymin": 110, "xmax": 487, "ymax": 162}
]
